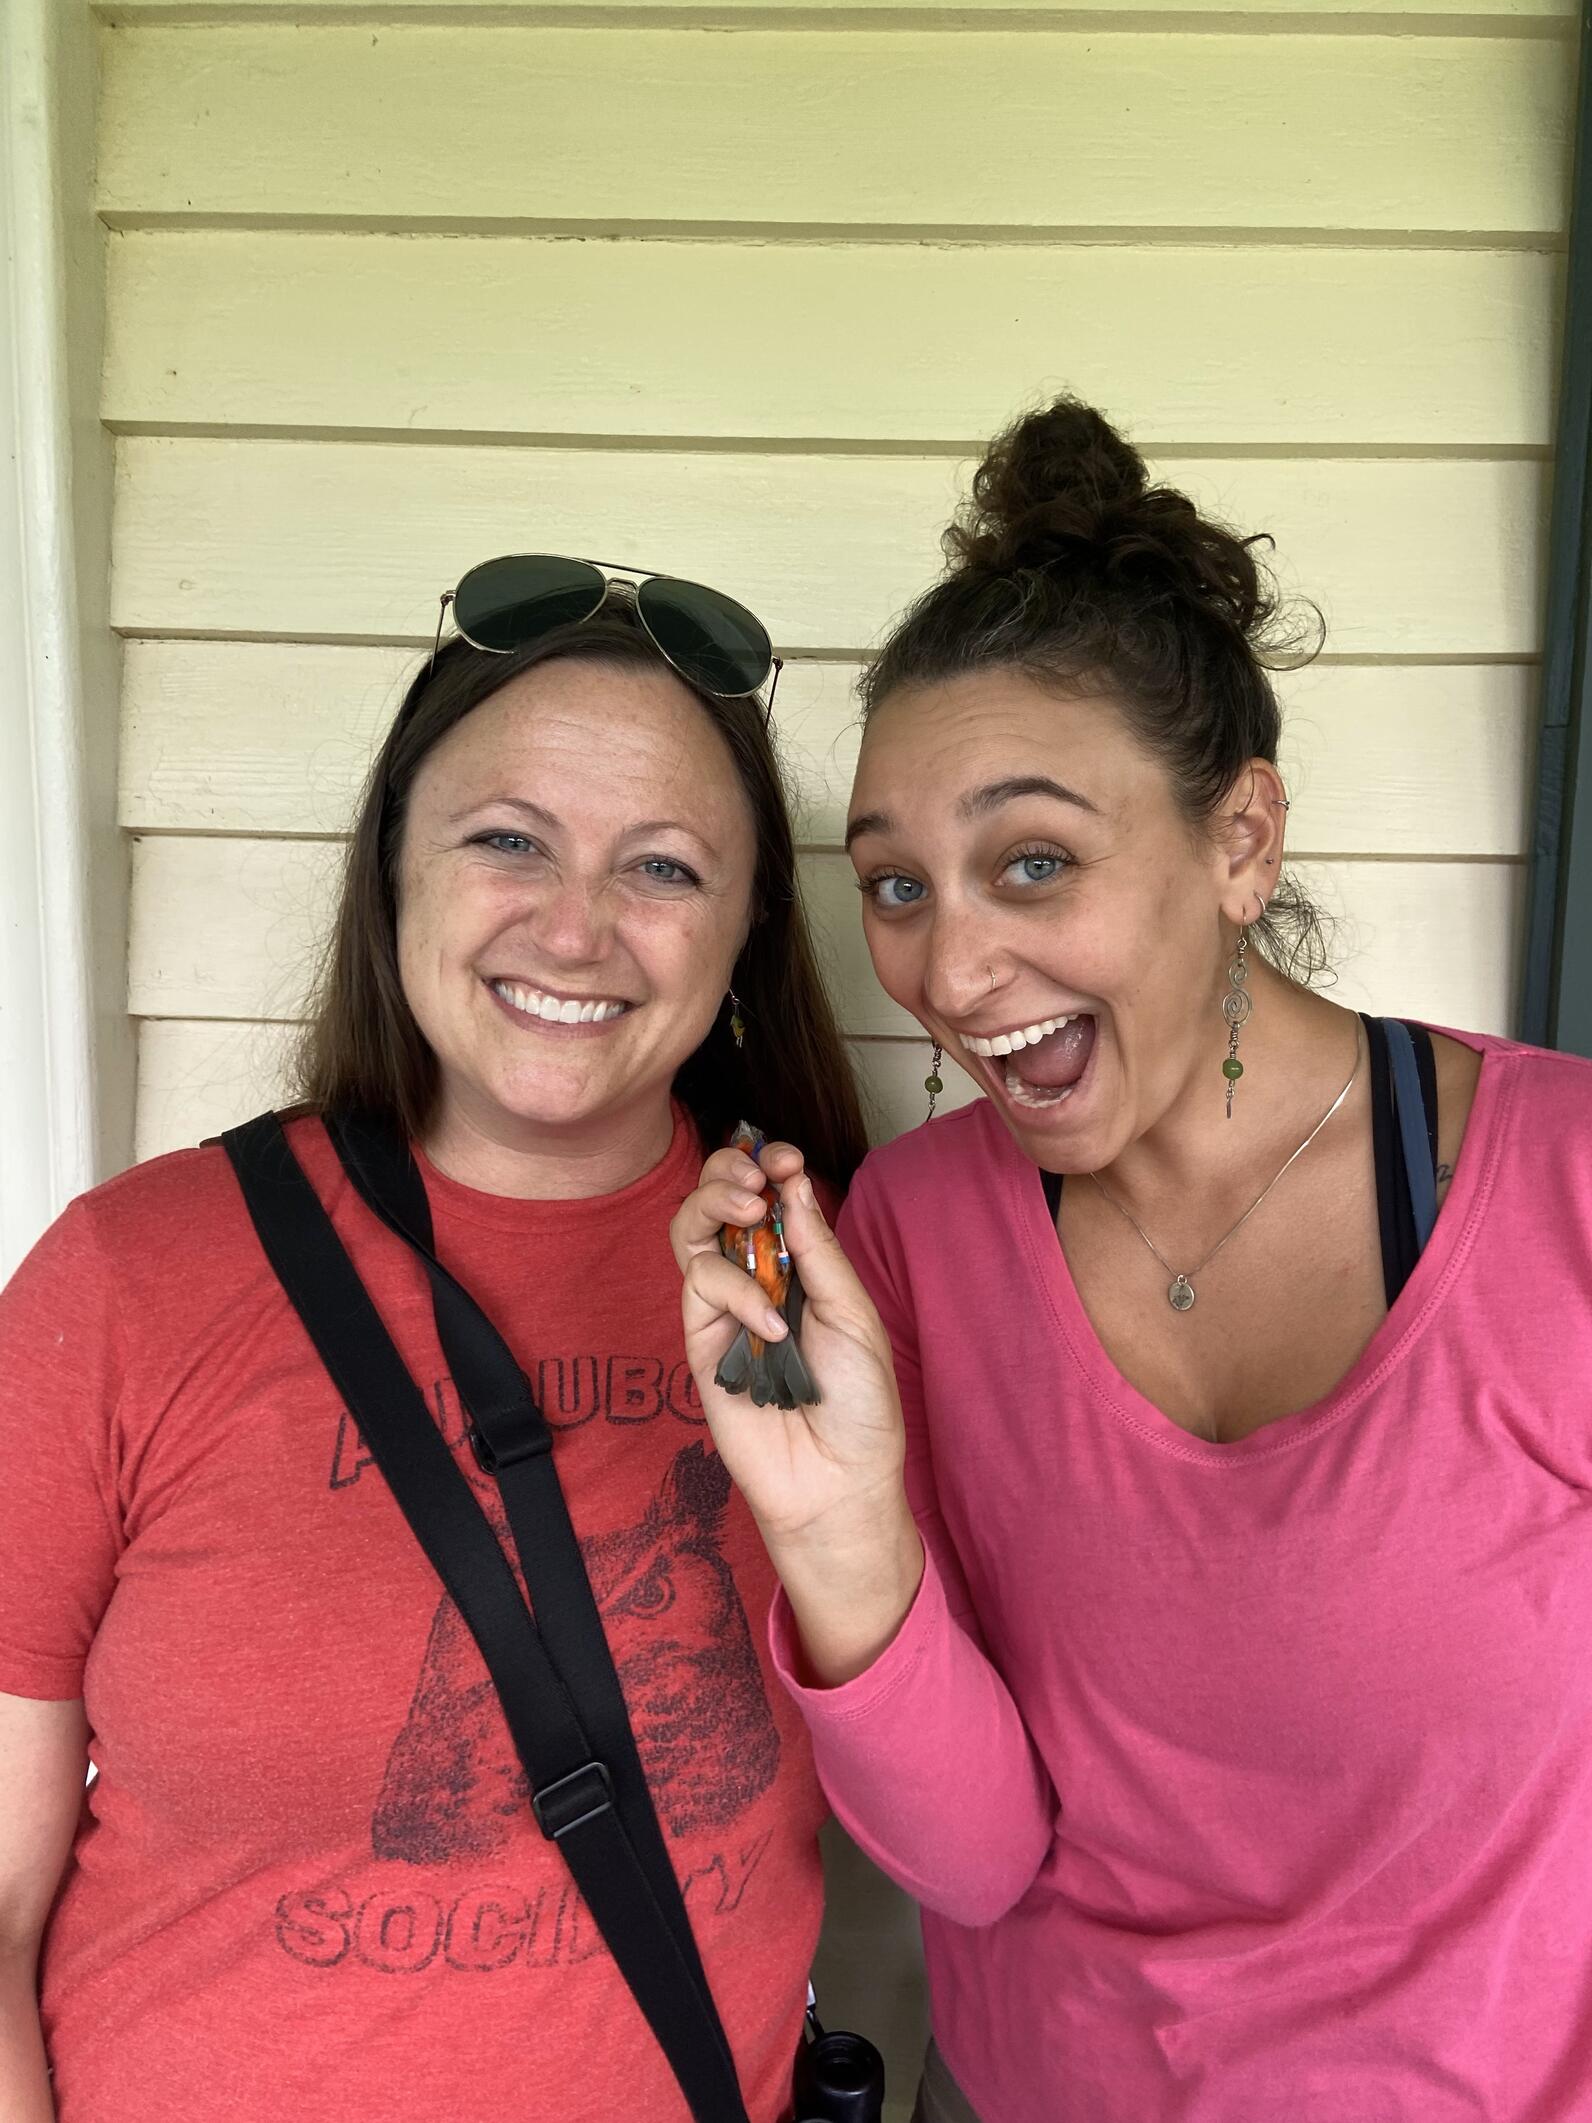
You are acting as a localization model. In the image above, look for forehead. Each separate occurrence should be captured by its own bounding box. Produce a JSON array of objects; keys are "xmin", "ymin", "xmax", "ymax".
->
[
  {"xmin": 415, "ymin": 657, "xmax": 750, "ymax": 815},
  {"xmin": 854, "ymin": 669, "xmax": 1145, "ymax": 810}
]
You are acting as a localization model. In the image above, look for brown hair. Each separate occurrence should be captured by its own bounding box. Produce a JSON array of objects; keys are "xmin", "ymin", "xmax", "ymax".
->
[
  {"xmin": 296, "ymin": 608, "xmax": 869, "ymax": 1188},
  {"xmin": 862, "ymin": 396, "xmax": 1328, "ymax": 979}
]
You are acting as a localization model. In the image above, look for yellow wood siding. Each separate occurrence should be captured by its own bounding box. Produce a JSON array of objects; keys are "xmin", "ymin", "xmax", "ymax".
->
[
  {"xmin": 96, "ymin": 26, "xmax": 1569, "ymax": 234},
  {"xmin": 105, "ymin": 234, "xmax": 1559, "ymax": 449},
  {"xmin": 95, "ymin": 13, "xmax": 1568, "ymax": 1156}
]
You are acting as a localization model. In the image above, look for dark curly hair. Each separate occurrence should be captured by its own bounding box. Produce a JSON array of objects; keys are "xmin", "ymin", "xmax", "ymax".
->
[{"xmin": 862, "ymin": 396, "xmax": 1329, "ymax": 980}]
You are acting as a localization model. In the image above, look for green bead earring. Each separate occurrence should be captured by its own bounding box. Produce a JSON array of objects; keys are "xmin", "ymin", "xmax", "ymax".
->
[
  {"xmin": 925, "ymin": 1042, "xmax": 945, "ymax": 1121},
  {"xmin": 1222, "ymin": 930, "xmax": 1252, "ymax": 1117}
]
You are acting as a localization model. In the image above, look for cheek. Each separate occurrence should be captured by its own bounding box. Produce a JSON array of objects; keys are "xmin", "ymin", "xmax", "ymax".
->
[
  {"xmin": 394, "ymin": 873, "xmax": 453, "ymax": 991},
  {"xmin": 621, "ymin": 898, "xmax": 739, "ymax": 1000},
  {"xmin": 859, "ymin": 909, "xmax": 922, "ymax": 1006},
  {"xmin": 1087, "ymin": 869, "xmax": 1210, "ymax": 1019}
]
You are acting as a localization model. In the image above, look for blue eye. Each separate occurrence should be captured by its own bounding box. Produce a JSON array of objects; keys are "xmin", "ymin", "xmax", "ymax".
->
[
  {"xmin": 865, "ymin": 873, "xmax": 926, "ymax": 909},
  {"xmin": 1003, "ymin": 851, "xmax": 1067, "ymax": 887},
  {"xmin": 638, "ymin": 858, "xmax": 697, "ymax": 886},
  {"xmin": 474, "ymin": 832, "xmax": 537, "ymax": 856}
]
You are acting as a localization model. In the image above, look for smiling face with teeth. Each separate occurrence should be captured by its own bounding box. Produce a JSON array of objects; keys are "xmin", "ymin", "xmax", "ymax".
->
[
  {"xmin": 395, "ymin": 659, "xmax": 757, "ymax": 1180},
  {"xmin": 847, "ymin": 668, "xmax": 1278, "ymax": 1170}
]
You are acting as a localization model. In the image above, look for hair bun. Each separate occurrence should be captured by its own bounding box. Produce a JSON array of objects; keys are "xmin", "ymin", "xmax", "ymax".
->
[{"xmin": 946, "ymin": 395, "xmax": 1270, "ymax": 641}]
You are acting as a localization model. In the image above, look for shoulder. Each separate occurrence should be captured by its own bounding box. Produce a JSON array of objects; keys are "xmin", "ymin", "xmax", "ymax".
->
[
  {"xmin": 78, "ymin": 1137, "xmax": 241, "ymax": 1231},
  {"xmin": 839, "ymin": 1098, "xmax": 1014, "ymax": 1259},
  {"xmin": 1491, "ymin": 1036, "xmax": 1592, "ymax": 1167},
  {"xmin": 850, "ymin": 1098, "xmax": 1007, "ymax": 1197},
  {"xmin": 1438, "ymin": 1028, "xmax": 1592, "ymax": 1125},
  {"xmin": 0, "ymin": 1137, "xmax": 255, "ymax": 1393},
  {"xmin": 1431, "ymin": 1030, "xmax": 1592, "ymax": 1218},
  {"xmin": 64, "ymin": 1112, "xmax": 342, "ymax": 1292}
]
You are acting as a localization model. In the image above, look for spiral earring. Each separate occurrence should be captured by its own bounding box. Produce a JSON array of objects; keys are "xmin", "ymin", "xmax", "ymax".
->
[
  {"xmin": 924, "ymin": 1042, "xmax": 944, "ymax": 1121},
  {"xmin": 1222, "ymin": 931, "xmax": 1251, "ymax": 1118}
]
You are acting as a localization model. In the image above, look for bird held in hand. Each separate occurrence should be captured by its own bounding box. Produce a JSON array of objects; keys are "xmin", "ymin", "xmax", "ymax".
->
[{"xmin": 714, "ymin": 1122, "xmax": 821, "ymax": 1410}]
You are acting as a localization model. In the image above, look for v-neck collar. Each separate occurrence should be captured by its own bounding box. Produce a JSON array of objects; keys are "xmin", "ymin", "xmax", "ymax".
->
[{"xmin": 1008, "ymin": 1031, "xmax": 1514, "ymax": 1467}]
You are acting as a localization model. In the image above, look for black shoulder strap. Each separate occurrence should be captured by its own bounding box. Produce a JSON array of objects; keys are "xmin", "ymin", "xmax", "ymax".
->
[
  {"xmin": 1382, "ymin": 1020, "xmax": 1438, "ymax": 1253},
  {"xmin": 1040, "ymin": 1168, "xmax": 1064, "ymax": 1223},
  {"xmin": 222, "ymin": 1111, "xmax": 750, "ymax": 2123},
  {"xmin": 319, "ymin": 1110, "xmax": 735, "ymax": 2063},
  {"xmin": 1409, "ymin": 1021, "xmax": 1439, "ymax": 1180},
  {"xmin": 1362, "ymin": 1013, "xmax": 1414, "ymax": 1308}
]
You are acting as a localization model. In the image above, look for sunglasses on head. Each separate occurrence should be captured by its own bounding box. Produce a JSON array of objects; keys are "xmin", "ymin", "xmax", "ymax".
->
[{"xmin": 431, "ymin": 554, "xmax": 781, "ymax": 711}]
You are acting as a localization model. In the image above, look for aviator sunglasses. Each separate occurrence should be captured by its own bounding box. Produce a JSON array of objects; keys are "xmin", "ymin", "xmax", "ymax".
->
[{"xmin": 431, "ymin": 554, "xmax": 781, "ymax": 712}]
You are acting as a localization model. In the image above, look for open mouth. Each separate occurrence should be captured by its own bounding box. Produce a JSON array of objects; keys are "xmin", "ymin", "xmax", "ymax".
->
[{"xmin": 964, "ymin": 1012, "xmax": 1097, "ymax": 1112}]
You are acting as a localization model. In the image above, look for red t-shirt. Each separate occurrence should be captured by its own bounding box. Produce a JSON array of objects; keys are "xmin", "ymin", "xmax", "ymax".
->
[{"xmin": 0, "ymin": 1110, "xmax": 825, "ymax": 2122}]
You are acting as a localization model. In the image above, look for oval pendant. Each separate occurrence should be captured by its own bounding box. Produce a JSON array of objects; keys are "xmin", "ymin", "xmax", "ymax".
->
[{"xmin": 1168, "ymin": 1275, "xmax": 1196, "ymax": 1312}]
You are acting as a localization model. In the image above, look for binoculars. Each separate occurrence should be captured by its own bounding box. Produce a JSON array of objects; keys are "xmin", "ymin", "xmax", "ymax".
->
[{"xmin": 793, "ymin": 2003, "xmax": 887, "ymax": 2123}]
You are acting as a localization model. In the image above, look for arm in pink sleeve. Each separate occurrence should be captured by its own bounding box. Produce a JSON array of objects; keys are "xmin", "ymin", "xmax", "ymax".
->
[{"xmin": 767, "ymin": 1172, "xmax": 1055, "ymax": 1927}]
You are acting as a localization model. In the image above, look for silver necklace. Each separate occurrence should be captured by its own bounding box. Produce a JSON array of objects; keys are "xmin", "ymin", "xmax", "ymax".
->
[{"xmin": 1088, "ymin": 1032, "xmax": 1363, "ymax": 1313}]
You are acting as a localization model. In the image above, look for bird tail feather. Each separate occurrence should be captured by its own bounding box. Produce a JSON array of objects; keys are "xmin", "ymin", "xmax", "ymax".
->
[{"xmin": 714, "ymin": 1271, "xmax": 821, "ymax": 1409}]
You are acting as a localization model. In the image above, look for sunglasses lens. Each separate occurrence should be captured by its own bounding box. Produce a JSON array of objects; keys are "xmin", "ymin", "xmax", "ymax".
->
[
  {"xmin": 637, "ymin": 578, "xmax": 773, "ymax": 697},
  {"xmin": 453, "ymin": 556, "xmax": 605, "ymax": 652}
]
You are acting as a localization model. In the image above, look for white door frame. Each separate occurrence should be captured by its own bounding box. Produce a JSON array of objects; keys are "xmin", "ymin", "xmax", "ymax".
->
[{"xmin": 0, "ymin": 0, "xmax": 130, "ymax": 1281}]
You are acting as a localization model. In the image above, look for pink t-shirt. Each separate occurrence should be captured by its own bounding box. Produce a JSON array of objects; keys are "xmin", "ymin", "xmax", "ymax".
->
[{"xmin": 773, "ymin": 1032, "xmax": 1592, "ymax": 2121}]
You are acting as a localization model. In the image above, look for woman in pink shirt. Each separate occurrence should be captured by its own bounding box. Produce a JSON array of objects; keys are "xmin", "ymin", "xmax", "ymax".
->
[{"xmin": 672, "ymin": 397, "xmax": 1592, "ymax": 2122}]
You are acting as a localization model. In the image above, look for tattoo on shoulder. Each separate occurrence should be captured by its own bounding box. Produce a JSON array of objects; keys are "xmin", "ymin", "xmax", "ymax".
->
[{"xmin": 1436, "ymin": 1162, "xmax": 1454, "ymax": 1184}]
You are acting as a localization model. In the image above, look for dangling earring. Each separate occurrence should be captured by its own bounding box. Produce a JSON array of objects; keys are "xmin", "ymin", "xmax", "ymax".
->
[
  {"xmin": 728, "ymin": 988, "xmax": 746, "ymax": 1049},
  {"xmin": 925, "ymin": 1043, "xmax": 944, "ymax": 1121},
  {"xmin": 1222, "ymin": 930, "xmax": 1251, "ymax": 1118}
]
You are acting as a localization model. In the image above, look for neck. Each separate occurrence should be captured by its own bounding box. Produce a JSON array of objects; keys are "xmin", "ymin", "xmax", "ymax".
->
[
  {"xmin": 1099, "ymin": 970, "xmax": 1364, "ymax": 1218},
  {"xmin": 419, "ymin": 1091, "xmax": 677, "ymax": 1201}
]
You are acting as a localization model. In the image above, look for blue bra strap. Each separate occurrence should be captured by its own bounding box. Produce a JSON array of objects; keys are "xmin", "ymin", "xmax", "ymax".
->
[{"xmin": 1383, "ymin": 1018, "xmax": 1438, "ymax": 1251}]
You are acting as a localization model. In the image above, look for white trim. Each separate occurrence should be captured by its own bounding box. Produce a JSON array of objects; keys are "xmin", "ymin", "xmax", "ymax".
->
[{"xmin": 0, "ymin": 1, "xmax": 128, "ymax": 1280}]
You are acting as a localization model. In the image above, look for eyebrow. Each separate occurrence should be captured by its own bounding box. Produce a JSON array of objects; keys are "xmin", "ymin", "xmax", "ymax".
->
[
  {"xmin": 625, "ymin": 819, "xmax": 711, "ymax": 845},
  {"xmin": 843, "ymin": 809, "xmax": 891, "ymax": 851},
  {"xmin": 451, "ymin": 797, "xmax": 714, "ymax": 853},
  {"xmin": 448, "ymin": 796, "xmax": 559, "ymax": 827},
  {"xmin": 844, "ymin": 774, "xmax": 1100, "ymax": 851},
  {"xmin": 958, "ymin": 775, "xmax": 1101, "ymax": 821}
]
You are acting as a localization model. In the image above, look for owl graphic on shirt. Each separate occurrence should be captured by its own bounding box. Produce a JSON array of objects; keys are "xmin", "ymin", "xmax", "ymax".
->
[{"xmin": 371, "ymin": 1440, "xmax": 781, "ymax": 1861}]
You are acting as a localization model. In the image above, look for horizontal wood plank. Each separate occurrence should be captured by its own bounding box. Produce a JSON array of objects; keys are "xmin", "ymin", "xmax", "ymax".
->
[
  {"xmin": 109, "ymin": 438, "xmax": 1548, "ymax": 656},
  {"xmin": 118, "ymin": 638, "xmax": 1536, "ymax": 856},
  {"xmin": 118, "ymin": 641, "xmax": 871, "ymax": 842},
  {"xmin": 105, "ymin": 232, "xmax": 1559, "ymax": 448},
  {"xmin": 132, "ymin": 1016, "xmax": 969, "ymax": 1162},
  {"xmin": 97, "ymin": 25, "xmax": 1570, "ymax": 235},
  {"xmin": 95, "ymin": 1, "xmax": 1580, "ymax": 23},
  {"xmin": 135, "ymin": 1016, "xmax": 301, "ymax": 1160},
  {"xmin": 128, "ymin": 833, "xmax": 1523, "ymax": 1035}
]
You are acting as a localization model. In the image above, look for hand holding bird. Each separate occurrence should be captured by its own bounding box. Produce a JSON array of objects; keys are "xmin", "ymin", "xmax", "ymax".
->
[
  {"xmin": 712, "ymin": 1122, "xmax": 820, "ymax": 1410},
  {"xmin": 669, "ymin": 1133, "xmax": 912, "ymax": 1569}
]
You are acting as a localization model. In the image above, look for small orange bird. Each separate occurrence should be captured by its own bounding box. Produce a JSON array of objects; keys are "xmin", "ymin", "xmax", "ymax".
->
[{"xmin": 714, "ymin": 1122, "xmax": 821, "ymax": 1410}]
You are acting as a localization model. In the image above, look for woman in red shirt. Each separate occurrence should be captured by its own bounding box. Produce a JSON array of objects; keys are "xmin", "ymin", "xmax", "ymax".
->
[{"xmin": 0, "ymin": 564, "xmax": 866, "ymax": 2122}]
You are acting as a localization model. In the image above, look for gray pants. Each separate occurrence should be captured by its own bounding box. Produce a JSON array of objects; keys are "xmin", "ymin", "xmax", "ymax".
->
[{"xmin": 909, "ymin": 2040, "xmax": 983, "ymax": 2123}]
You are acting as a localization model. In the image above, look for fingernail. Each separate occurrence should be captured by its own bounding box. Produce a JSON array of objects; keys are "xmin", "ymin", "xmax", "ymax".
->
[{"xmin": 764, "ymin": 1310, "xmax": 787, "ymax": 1339}]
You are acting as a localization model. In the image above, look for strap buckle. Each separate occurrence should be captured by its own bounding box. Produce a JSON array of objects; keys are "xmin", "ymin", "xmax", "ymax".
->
[
  {"xmin": 468, "ymin": 1412, "xmax": 553, "ymax": 1474},
  {"xmin": 532, "ymin": 1760, "xmax": 614, "ymax": 1841}
]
